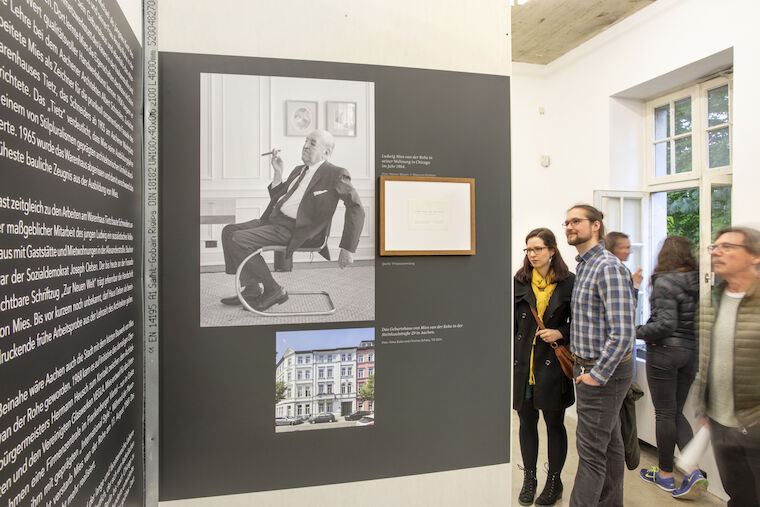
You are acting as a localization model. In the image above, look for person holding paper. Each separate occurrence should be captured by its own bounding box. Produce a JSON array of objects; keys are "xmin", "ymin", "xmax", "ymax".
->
[
  {"xmin": 513, "ymin": 227, "xmax": 575, "ymax": 506},
  {"xmin": 693, "ymin": 226, "xmax": 760, "ymax": 507},
  {"xmin": 635, "ymin": 236, "xmax": 706, "ymax": 499},
  {"xmin": 219, "ymin": 130, "xmax": 365, "ymax": 312}
]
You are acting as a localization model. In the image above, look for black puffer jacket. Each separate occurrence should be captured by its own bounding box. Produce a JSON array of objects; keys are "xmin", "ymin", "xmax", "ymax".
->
[{"xmin": 636, "ymin": 270, "xmax": 699, "ymax": 348}]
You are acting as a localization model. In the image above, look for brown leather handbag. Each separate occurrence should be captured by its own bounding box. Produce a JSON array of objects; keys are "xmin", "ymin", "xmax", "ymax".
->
[{"xmin": 529, "ymin": 305, "xmax": 574, "ymax": 379}]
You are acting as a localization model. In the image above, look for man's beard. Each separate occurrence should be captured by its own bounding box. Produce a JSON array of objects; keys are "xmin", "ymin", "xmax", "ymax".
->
[{"xmin": 567, "ymin": 231, "xmax": 591, "ymax": 246}]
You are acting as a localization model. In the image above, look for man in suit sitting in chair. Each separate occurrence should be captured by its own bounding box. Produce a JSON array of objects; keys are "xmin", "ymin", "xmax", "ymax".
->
[{"xmin": 220, "ymin": 129, "xmax": 365, "ymax": 312}]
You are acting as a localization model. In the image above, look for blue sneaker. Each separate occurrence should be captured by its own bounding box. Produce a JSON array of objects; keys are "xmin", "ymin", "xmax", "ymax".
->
[
  {"xmin": 639, "ymin": 466, "xmax": 676, "ymax": 492},
  {"xmin": 673, "ymin": 469, "xmax": 708, "ymax": 499}
]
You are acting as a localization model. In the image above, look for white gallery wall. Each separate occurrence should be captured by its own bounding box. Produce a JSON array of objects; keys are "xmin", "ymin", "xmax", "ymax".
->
[
  {"xmin": 511, "ymin": 0, "xmax": 760, "ymax": 500},
  {"xmin": 158, "ymin": 1, "xmax": 511, "ymax": 506},
  {"xmin": 511, "ymin": 0, "xmax": 760, "ymax": 273}
]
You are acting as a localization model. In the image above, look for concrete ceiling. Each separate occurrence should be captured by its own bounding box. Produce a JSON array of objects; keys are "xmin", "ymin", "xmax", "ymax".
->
[{"xmin": 512, "ymin": 0, "xmax": 657, "ymax": 65}]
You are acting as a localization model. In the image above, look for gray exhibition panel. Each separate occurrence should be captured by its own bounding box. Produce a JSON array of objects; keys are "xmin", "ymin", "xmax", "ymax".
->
[{"xmin": 159, "ymin": 53, "xmax": 511, "ymax": 501}]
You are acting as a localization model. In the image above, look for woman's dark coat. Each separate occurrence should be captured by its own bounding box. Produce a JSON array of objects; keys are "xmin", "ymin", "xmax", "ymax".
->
[{"xmin": 513, "ymin": 272, "xmax": 575, "ymax": 411}]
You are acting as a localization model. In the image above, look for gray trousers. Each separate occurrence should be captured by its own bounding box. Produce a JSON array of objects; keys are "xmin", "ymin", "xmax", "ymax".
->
[{"xmin": 570, "ymin": 359, "xmax": 633, "ymax": 507}]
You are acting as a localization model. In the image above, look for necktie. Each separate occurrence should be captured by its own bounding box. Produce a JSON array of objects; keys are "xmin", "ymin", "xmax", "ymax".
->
[{"xmin": 274, "ymin": 166, "xmax": 308, "ymax": 211}]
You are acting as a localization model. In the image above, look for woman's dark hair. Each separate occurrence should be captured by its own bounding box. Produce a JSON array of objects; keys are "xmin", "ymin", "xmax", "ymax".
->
[
  {"xmin": 515, "ymin": 227, "xmax": 570, "ymax": 284},
  {"xmin": 652, "ymin": 235, "xmax": 697, "ymax": 283}
]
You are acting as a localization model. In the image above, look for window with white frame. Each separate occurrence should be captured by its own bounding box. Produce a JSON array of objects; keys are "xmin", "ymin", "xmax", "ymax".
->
[
  {"xmin": 600, "ymin": 74, "xmax": 733, "ymax": 330},
  {"xmin": 647, "ymin": 75, "xmax": 732, "ymax": 185},
  {"xmin": 646, "ymin": 75, "xmax": 732, "ymax": 293}
]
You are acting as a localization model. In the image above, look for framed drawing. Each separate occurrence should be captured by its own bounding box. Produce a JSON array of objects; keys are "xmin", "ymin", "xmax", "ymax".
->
[
  {"xmin": 286, "ymin": 100, "xmax": 317, "ymax": 136},
  {"xmin": 379, "ymin": 175, "xmax": 475, "ymax": 255},
  {"xmin": 326, "ymin": 101, "xmax": 356, "ymax": 136}
]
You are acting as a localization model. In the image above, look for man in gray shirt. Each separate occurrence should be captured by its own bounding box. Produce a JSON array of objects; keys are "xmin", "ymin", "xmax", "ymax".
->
[{"xmin": 693, "ymin": 226, "xmax": 760, "ymax": 507}]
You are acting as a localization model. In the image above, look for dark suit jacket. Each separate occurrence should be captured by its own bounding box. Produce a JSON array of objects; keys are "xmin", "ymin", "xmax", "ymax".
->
[{"xmin": 262, "ymin": 161, "xmax": 364, "ymax": 260}]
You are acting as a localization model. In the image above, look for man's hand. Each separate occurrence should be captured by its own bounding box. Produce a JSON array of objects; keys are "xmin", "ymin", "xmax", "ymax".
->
[
  {"xmin": 270, "ymin": 149, "xmax": 283, "ymax": 185},
  {"xmin": 632, "ymin": 267, "xmax": 643, "ymax": 290},
  {"xmin": 338, "ymin": 248, "xmax": 353, "ymax": 269},
  {"xmin": 575, "ymin": 373, "xmax": 600, "ymax": 386},
  {"xmin": 536, "ymin": 329, "xmax": 563, "ymax": 344}
]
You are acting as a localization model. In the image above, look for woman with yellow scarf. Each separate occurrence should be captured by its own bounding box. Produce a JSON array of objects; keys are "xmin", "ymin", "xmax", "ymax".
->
[{"xmin": 514, "ymin": 228, "xmax": 575, "ymax": 506}]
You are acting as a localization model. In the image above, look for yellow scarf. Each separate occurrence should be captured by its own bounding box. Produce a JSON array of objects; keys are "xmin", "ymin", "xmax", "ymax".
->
[{"xmin": 529, "ymin": 268, "xmax": 556, "ymax": 385}]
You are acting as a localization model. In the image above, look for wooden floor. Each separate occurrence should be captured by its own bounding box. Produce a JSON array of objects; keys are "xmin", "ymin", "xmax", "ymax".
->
[{"xmin": 510, "ymin": 413, "xmax": 726, "ymax": 506}]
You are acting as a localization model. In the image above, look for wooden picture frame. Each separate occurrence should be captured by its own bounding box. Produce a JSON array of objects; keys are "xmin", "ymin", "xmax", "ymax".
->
[
  {"xmin": 285, "ymin": 100, "xmax": 317, "ymax": 136},
  {"xmin": 379, "ymin": 175, "xmax": 475, "ymax": 255}
]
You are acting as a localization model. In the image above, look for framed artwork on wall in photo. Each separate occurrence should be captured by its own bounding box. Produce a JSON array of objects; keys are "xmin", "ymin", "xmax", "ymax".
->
[
  {"xmin": 286, "ymin": 100, "xmax": 318, "ymax": 136},
  {"xmin": 326, "ymin": 101, "xmax": 357, "ymax": 136}
]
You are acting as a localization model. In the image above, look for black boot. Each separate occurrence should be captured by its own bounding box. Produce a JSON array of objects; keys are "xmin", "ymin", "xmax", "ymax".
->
[
  {"xmin": 518, "ymin": 467, "xmax": 538, "ymax": 506},
  {"xmin": 535, "ymin": 472, "xmax": 563, "ymax": 506}
]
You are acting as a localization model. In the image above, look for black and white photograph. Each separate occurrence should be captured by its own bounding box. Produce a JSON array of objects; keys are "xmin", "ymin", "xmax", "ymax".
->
[
  {"xmin": 199, "ymin": 74, "xmax": 376, "ymax": 327},
  {"xmin": 275, "ymin": 328, "xmax": 375, "ymax": 433}
]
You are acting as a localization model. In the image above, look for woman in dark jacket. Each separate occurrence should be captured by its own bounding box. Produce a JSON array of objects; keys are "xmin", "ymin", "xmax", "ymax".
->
[
  {"xmin": 514, "ymin": 228, "xmax": 574, "ymax": 506},
  {"xmin": 637, "ymin": 236, "xmax": 707, "ymax": 499}
]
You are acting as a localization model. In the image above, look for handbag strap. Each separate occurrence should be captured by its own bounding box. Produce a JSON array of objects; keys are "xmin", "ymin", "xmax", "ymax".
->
[
  {"xmin": 528, "ymin": 305, "xmax": 546, "ymax": 330},
  {"xmin": 529, "ymin": 304, "xmax": 562, "ymax": 349}
]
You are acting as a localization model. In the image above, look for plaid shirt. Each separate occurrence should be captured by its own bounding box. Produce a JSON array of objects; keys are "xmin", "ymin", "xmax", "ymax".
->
[{"xmin": 570, "ymin": 242, "xmax": 635, "ymax": 384}]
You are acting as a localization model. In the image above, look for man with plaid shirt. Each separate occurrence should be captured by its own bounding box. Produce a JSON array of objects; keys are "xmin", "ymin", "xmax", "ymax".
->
[{"xmin": 564, "ymin": 204, "xmax": 636, "ymax": 507}]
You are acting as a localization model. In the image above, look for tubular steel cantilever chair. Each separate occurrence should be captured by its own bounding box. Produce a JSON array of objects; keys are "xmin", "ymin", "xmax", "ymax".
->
[{"xmin": 234, "ymin": 223, "xmax": 336, "ymax": 316}]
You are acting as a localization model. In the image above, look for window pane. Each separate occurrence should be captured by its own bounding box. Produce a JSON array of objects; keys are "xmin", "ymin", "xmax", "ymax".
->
[
  {"xmin": 622, "ymin": 198, "xmax": 642, "ymax": 243},
  {"xmin": 708, "ymin": 127, "xmax": 730, "ymax": 167},
  {"xmin": 654, "ymin": 141, "xmax": 671, "ymax": 177},
  {"xmin": 674, "ymin": 97, "xmax": 692, "ymax": 135},
  {"xmin": 711, "ymin": 185, "xmax": 731, "ymax": 239},
  {"xmin": 602, "ymin": 197, "xmax": 620, "ymax": 232},
  {"xmin": 675, "ymin": 136, "xmax": 692, "ymax": 173},
  {"xmin": 708, "ymin": 85, "xmax": 729, "ymax": 127},
  {"xmin": 666, "ymin": 189, "xmax": 700, "ymax": 249},
  {"xmin": 654, "ymin": 105, "xmax": 670, "ymax": 140}
]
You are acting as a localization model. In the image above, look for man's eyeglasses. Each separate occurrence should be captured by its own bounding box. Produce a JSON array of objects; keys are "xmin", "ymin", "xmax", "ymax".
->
[
  {"xmin": 707, "ymin": 242, "xmax": 747, "ymax": 254},
  {"xmin": 562, "ymin": 218, "xmax": 591, "ymax": 229},
  {"xmin": 523, "ymin": 247, "xmax": 547, "ymax": 255}
]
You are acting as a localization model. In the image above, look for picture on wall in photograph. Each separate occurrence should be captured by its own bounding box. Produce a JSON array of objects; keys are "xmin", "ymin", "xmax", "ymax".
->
[
  {"xmin": 198, "ymin": 74, "xmax": 376, "ymax": 327},
  {"xmin": 286, "ymin": 100, "xmax": 317, "ymax": 136},
  {"xmin": 275, "ymin": 327, "xmax": 375, "ymax": 432},
  {"xmin": 327, "ymin": 101, "xmax": 357, "ymax": 136}
]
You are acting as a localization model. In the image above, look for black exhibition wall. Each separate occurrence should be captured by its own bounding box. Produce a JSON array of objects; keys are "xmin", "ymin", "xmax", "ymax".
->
[
  {"xmin": 0, "ymin": 0, "xmax": 143, "ymax": 505},
  {"xmin": 159, "ymin": 52, "xmax": 510, "ymax": 501}
]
